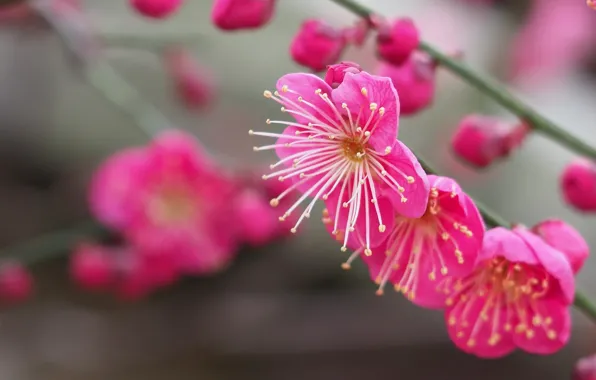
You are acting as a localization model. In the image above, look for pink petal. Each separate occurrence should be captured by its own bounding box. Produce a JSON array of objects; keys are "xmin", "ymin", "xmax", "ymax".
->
[
  {"xmin": 381, "ymin": 140, "xmax": 430, "ymax": 218},
  {"xmin": 88, "ymin": 147, "xmax": 148, "ymax": 229},
  {"xmin": 445, "ymin": 296, "xmax": 516, "ymax": 358},
  {"xmin": 408, "ymin": 252, "xmax": 450, "ymax": 309},
  {"xmin": 514, "ymin": 227, "xmax": 575, "ymax": 305},
  {"xmin": 512, "ymin": 299, "xmax": 571, "ymax": 355},
  {"xmin": 480, "ymin": 227, "xmax": 537, "ymax": 264},
  {"xmin": 275, "ymin": 73, "xmax": 336, "ymax": 127},
  {"xmin": 332, "ymin": 71, "xmax": 400, "ymax": 153},
  {"xmin": 532, "ymin": 219, "xmax": 589, "ymax": 274}
]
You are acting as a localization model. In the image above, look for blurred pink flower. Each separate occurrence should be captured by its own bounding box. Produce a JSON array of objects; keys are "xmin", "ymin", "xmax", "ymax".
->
[
  {"xmin": 377, "ymin": 52, "xmax": 436, "ymax": 116},
  {"xmin": 532, "ymin": 219, "xmax": 589, "ymax": 275},
  {"xmin": 324, "ymin": 61, "xmax": 362, "ymax": 89},
  {"xmin": 575, "ymin": 353, "xmax": 596, "ymax": 380},
  {"xmin": 560, "ymin": 159, "xmax": 596, "ymax": 212},
  {"xmin": 90, "ymin": 130, "xmax": 239, "ymax": 276},
  {"xmin": 130, "ymin": 0, "xmax": 182, "ymax": 19},
  {"xmin": 337, "ymin": 175, "xmax": 484, "ymax": 308},
  {"xmin": 451, "ymin": 115, "xmax": 530, "ymax": 168},
  {"xmin": 211, "ymin": 0, "xmax": 275, "ymax": 31},
  {"xmin": 164, "ymin": 48, "xmax": 215, "ymax": 110},
  {"xmin": 290, "ymin": 19, "xmax": 347, "ymax": 72},
  {"xmin": 443, "ymin": 227, "xmax": 575, "ymax": 358},
  {"xmin": 251, "ymin": 71, "xmax": 429, "ymax": 253},
  {"xmin": 70, "ymin": 243, "xmax": 114, "ymax": 291},
  {"xmin": 0, "ymin": 262, "xmax": 33, "ymax": 304},
  {"xmin": 376, "ymin": 17, "xmax": 420, "ymax": 66},
  {"xmin": 589, "ymin": 0, "xmax": 596, "ymax": 11},
  {"xmin": 508, "ymin": 0, "xmax": 596, "ymax": 87}
]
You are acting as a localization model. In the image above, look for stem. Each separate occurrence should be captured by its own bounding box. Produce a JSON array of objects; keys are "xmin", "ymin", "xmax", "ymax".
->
[{"xmin": 330, "ymin": 0, "xmax": 596, "ymax": 159}]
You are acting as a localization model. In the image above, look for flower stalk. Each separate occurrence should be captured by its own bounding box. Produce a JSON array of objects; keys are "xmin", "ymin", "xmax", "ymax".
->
[{"xmin": 330, "ymin": 0, "xmax": 596, "ymax": 159}]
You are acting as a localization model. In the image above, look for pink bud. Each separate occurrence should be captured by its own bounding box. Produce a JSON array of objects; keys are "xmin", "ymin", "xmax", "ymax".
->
[
  {"xmin": 130, "ymin": 0, "xmax": 182, "ymax": 19},
  {"xmin": 376, "ymin": 18, "xmax": 420, "ymax": 66},
  {"xmin": 324, "ymin": 61, "xmax": 362, "ymax": 88},
  {"xmin": 236, "ymin": 190, "xmax": 278, "ymax": 246},
  {"xmin": 211, "ymin": 0, "xmax": 275, "ymax": 31},
  {"xmin": 560, "ymin": 159, "xmax": 596, "ymax": 212},
  {"xmin": 589, "ymin": 0, "xmax": 596, "ymax": 10},
  {"xmin": 0, "ymin": 262, "xmax": 33, "ymax": 304},
  {"xmin": 451, "ymin": 115, "xmax": 529, "ymax": 168},
  {"xmin": 575, "ymin": 353, "xmax": 596, "ymax": 380},
  {"xmin": 164, "ymin": 48, "xmax": 215, "ymax": 109},
  {"xmin": 70, "ymin": 243, "xmax": 114, "ymax": 291},
  {"xmin": 290, "ymin": 19, "xmax": 347, "ymax": 72},
  {"xmin": 377, "ymin": 53, "xmax": 436, "ymax": 115},
  {"xmin": 532, "ymin": 219, "xmax": 589, "ymax": 274}
]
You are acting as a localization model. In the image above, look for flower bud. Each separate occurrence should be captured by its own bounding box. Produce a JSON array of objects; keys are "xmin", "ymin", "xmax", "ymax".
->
[
  {"xmin": 290, "ymin": 19, "xmax": 347, "ymax": 72},
  {"xmin": 451, "ymin": 115, "xmax": 530, "ymax": 168},
  {"xmin": 164, "ymin": 48, "xmax": 215, "ymax": 109},
  {"xmin": 532, "ymin": 219, "xmax": 589, "ymax": 274},
  {"xmin": 324, "ymin": 61, "xmax": 362, "ymax": 88},
  {"xmin": 574, "ymin": 353, "xmax": 596, "ymax": 380},
  {"xmin": 211, "ymin": 0, "xmax": 275, "ymax": 31},
  {"xmin": 560, "ymin": 159, "xmax": 596, "ymax": 212},
  {"xmin": 130, "ymin": 0, "xmax": 182, "ymax": 19},
  {"xmin": 0, "ymin": 262, "xmax": 33, "ymax": 304},
  {"xmin": 70, "ymin": 243, "xmax": 114, "ymax": 291},
  {"xmin": 377, "ymin": 52, "xmax": 435, "ymax": 115},
  {"xmin": 376, "ymin": 17, "xmax": 420, "ymax": 66}
]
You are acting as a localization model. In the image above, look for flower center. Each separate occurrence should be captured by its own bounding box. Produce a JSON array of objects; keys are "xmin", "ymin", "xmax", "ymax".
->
[
  {"xmin": 485, "ymin": 257, "xmax": 549, "ymax": 303},
  {"xmin": 148, "ymin": 187, "xmax": 196, "ymax": 226},
  {"xmin": 341, "ymin": 138, "xmax": 366, "ymax": 162}
]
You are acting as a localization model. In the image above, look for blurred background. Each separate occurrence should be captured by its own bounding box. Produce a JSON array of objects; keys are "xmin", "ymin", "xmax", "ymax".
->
[{"xmin": 0, "ymin": 0, "xmax": 595, "ymax": 379}]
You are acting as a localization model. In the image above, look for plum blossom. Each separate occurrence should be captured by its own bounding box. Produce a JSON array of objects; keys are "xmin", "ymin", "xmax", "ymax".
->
[
  {"xmin": 71, "ymin": 243, "xmax": 114, "ymax": 291},
  {"xmin": 324, "ymin": 61, "xmax": 362, "ymax": 89},
  {"xmin": 575, "ymin": 353, "xmax": 596, "ymax": 380},
  {"xmin": 376, "ymin": 17, "xmax": 420, "ymax": 66},
  {"xmin": 377, "ymin": 52, "xmax": 436, "ymax": 116},
  {"xmin": 442, "ymin": 227, "xmax": 575, "ymax": 358},
  {"xmin": 0, "ymin": 262, "xmax": 34, "ymax": 304},
  {"xmin": 326, "ymin": 175, "xmax": 484, "ymax": 307},
  {"xmin": 211, "ymin": 0, "xmax": 275, "ymax": 31},
  {"xmin": 290, "ymin": 19, "xmax": 347, "ymax": 72},
  {"xmin": 164, "ymin": 47, "xmax": 215, "ymax": 109},
  {"xmin": 130, "ymin": 0, "xmax": 182, "ymax": 19},
  {"xmin": 89, "ymin": 130, "xmax": 239, "ymax": 276},
  {"xmin": 250, "ymin": 71, "xmax": 430, "ymax": 253},
  {"xmin": 560, "ymin": 159, "xmax": 596, "ymax": 212},
  {"xmin": 532, "ymin": 219, "xmax": 589, "ymax": 275}
]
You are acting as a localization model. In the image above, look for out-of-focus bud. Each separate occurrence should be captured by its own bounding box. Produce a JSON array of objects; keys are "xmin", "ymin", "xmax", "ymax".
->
[
  {"xmin": 377, "ymin": 52, "xmax": 436, "ymax": 115},
  {"xmin": 164, "ymin": 48, "xmax": 215, "ymax": 109},
  {"xmin": 589, "ymin": 0, "xmax": 596, "ymax": 10},
  {"xmin": 0, "ymin": 262, "xmax": 33, "ymax": 304},
  {"xmin": 560, "ymin": 159, "xmax": 596, "ymax": 212},
  {"xmin": 574, "ymin": 353, "xmax": 596, "ymax": 380},
  {"xmin": 376, "ymin": 17, "xmax": 420, "ymax": 66},
  {"xmin": 130, "ymin": 0, "xmax": 182, "ymax": 19},
  {"xmin": 211, "ymin": 0, "xmax": 275, "ymax": 31},
  {"xmin": 290, "ymin": 19, "xmax": 347, "ymax": 72},
  {"xmin": 70, "ymin": 243, "xmax": 114, "ymax": 291},
  {"xmin": 451, "ymin": 115, "xmax": 530, "ymax": 168},
  {"xmin": 532, "ymin": 219, "xmax": 589, "ymax": 274},
  {"xmin": 324, "ymin": 61, "xmax": 362, "ymax": 88}
]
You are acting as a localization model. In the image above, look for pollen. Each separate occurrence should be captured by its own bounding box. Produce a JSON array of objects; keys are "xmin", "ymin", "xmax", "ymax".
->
[
  {"xmin": 270, "ymin": 199, "xmax": 279, "ymax": 207},
  {"xmin": 361, "ymin": 87, "xmax": 368, "ymax": 96},
  {"xmin": 406, "ymin": 176, "xmax": 415, "ymax": 184}
]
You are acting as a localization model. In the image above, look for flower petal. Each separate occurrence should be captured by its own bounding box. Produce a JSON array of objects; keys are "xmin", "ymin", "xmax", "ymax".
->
[
  {"xmin": 481, "ymin": 227, "xmax": 537, "ymax": 265},
  {"xmin": 380, "ymin": 140, "xmax": 430, "ymax": 218},
  {"xmin": 532, "ymin": 219, "xmax": 589, "ymax": 274},
  {"xmin": 332, "ymin": 71, "xmax": 400, "ymax": 153}
]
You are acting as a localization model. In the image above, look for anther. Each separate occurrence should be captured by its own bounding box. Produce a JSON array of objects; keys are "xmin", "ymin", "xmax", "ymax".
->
[
  {"xmin": 315, "ymin": 89, "xmax": 322, "ymax": 94},
  {"xmin": 378, "ymin": 225, "xmax": 386, "ymax": 233},
  {"xmin": 297, "ymin": 96, "xmax": 303, "ymax": 102},
  {"xmin": 281, "ymin": 85, "xmax": 289, "ymax": 92},
  {"xmin": 547, "ymin": 330, "xmax": 557, "ymax": 340},
  {"xmin": 364, "ymin": 248, "xmax": 372, "ymax": 256},
  {"xmin": 429, "ymin": 272, "xmax": 436, "ymax": 281},
  {"xmin": 263, "ymin": 90, "xmax": 272, "ymax": 98},
  {"xmin": 467, "ymin": 339, "xmax": 476, "ymax": 347},
  {"xmin": 441, "ymin": 267, "xmax": 448, "ymax": 275},
  {"xmin": 341, "ymin": 262, "xmax": 351, "ymax": 270},
  {"xmin": 280, "ymin": 107, "xmax": 286, "ymax": 112},
  {"xmin": 407, "ymin": 176, "xmax": 415, "ymax": 184},
  {"xmin": 341, "ymin": 246, "xmax": 347, "ymax": 252},
  {"xmin": 450, "ymin": 191, "xmax": 457, "ymax": 198},
  {"xmin": 290, "ymin": 228, "xmax": 297, "ymax": 234},
  {"xmin": 270, "ymin": 199, "xmax": 279, "ymax": 207},
  {"xmin": 441, "ymin": 232, "xmax": 449, "ymax": 240},
  {"xmin": 369, "ymin": 102, "xmax": 378, "ymax": 110},
  {"xmin": 248, "ymin": 129, "xmax": 254, "ymax": 135},
  {"xmin": 397, "ymin": 186, "xmax": 405, "ymax": 192},
  {"xmin": 361, "ymin": 87, "xmax": 368, "ymax": 96},
  {"xmin": 364, "ymin": 131, "xmax": 371, "ymax": 137},
  {"xmin": 376, "ymin": 289, "xmax": 384, "ymax": 296},
  {"xmin": 341, "ymin": 103, "xmax": 348, "ymax": 109},
  {"xmin": 401, "ymin": 198, "xmax": 408, "ymax": 203},
  {"xmin": 384, "ymin": 146, "xmax": 391, "ymax": 154},
  {"xmin": 379, "ymin": 107, "xmax": 385, "ymax": 115},
  {"xmin": 253, "ymin": 147, "xmax": 259, "ymax": 151}
]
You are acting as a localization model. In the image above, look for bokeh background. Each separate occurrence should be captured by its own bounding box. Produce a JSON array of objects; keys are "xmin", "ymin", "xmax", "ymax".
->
[{"xmin": 0, "ymin": 0, "xmax": 594, "ymax": 379}]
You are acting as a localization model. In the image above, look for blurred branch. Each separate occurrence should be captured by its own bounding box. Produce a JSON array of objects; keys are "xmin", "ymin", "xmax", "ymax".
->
[{"xmin": 330, "ymin": 0, "xmax": 596, "ymax": 159}]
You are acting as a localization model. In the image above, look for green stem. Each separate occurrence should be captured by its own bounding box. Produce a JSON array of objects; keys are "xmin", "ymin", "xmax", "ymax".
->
[{"xmin": 330, "ymin": 0, "xmax": 596, "ymax": 159}]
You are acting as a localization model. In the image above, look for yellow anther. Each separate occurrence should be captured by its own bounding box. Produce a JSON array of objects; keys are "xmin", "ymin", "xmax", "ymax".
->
[
  {"xmin": 406, "ymin": 176, "xmax": 415, "ymax": 184},
  {"xmin": 378, "ymin": 225, "xmax": 386, "ymax": 233},
  {"xmin": 264, "ymin": 90, "xmax": 272, "ymax": 98},
  {"xmin": 369, "ymin": 102, "xmax": 378, "ymax": 110},
  {"xmin": 361, "ymin": 87, "xmax": 368, "ymax": 96},
  {"xmin": 364, "ymin": 248, "xmax": 373, "ymax": 256},
  {"xmin": 269, "ymin": 199, "xmax": 279, "ymax": 207}
]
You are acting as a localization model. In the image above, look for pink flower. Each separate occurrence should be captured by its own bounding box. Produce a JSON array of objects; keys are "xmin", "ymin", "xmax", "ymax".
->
[
  {"xmin": 377, "ymin": 52, "xmax": 436, "ymax": 116},
  {"xmin": 250, "ymin": 71, "xmax": 430, "ymax": 253},
  {"xmin": 376, "ymin": 18, "xmax": 420, "ymax": 66},
  {"xmin": 0, "ymin": 262, "xmax": 33, "ymax": 304},
  {"xmin": 443, "ymin": 227, "xmax": 575, "ymax": 358},
  {"xmin": 451, "ymin": 115, "xmax": 530, "ymax": 168},
  {"xmin": 211, "ymin": 0, "xmax": 275, "ymax": 31},
  {"xmin": 343, "ymin": 175, "xmax": 484, "ymax": 308},
  {"xmin": 532, "ymin": 219, "xmax": 589, "ymax": 274},
  {"xmin": 589, "ymin": 0, "xmax": 596, "ymax": 11},
  {"xmin": 130, "ymin": 0, "xmax": 182, "ymax": 19},
  {"xmin": 324, "ymin": 61, "xmax": 362, "ymax": 89},
  {"xmin": 164, "ymin": 48, "xmax": 215, "ymax": 109},
  {"xmin": 89, "ymin": 130, "xmax": 239, "ymax": 276},
  {"xmin": 574, "ymin": 353, "xmax": 596, "ymax": 380},
  {"xmin": 70, "ymin": 243, "xmax": 114, "ymax": 291},
  {"xmin": 508, "ymin": 0, "xmax": 595, "ymax": 87},
  {"xmin": 560, "ymin": 159, "xmax": 596, "ymax": 212},
  {"xmin": 290, "ymin": 19, "xmax": 347, "ymax": 72}
]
